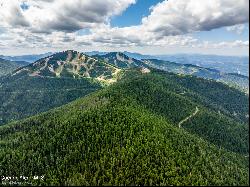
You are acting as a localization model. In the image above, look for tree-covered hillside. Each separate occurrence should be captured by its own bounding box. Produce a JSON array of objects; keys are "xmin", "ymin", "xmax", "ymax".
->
[
  {"xmin": 111, "ymin": 70, "xmax": 249, "ymax": 153},
  {"xmin": 0, "ymin": 58, "xmax": 29, "ymax": 77},
  {"xmin": 0, "ymin": 70, "xmax": 248, "ymax": 186},
  {"xmin": 0, "ymin": 50, "xmax": 125, "ymax": 125},
  {"xmin": 0, "ymin": 75, "xmax": 101, "ymax": 125},
  {"xmin": 93, "ymin": 52, "xmax": 146, "ymax": 69}
]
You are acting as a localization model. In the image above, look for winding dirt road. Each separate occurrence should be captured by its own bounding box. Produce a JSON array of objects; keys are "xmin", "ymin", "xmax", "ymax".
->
[{"xmin": 178, "ymin": 107, "xmax": 199, "ymax": 128}]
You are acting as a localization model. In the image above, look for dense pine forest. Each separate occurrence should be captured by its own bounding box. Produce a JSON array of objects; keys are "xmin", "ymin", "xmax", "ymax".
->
[
  {"xmin": 0, "ymin": 75, "xmax": 101, "ymax": 125},
  {"xmin": 0, "ymin": 58, "xmax": 29, "ymax": 77},
  {"xmin": 0, "ymin": 69, "xmax": 248, "ymax": 186}
]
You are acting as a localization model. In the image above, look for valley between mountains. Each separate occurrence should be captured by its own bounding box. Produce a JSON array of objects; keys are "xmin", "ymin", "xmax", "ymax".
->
[{"xmin": 0, "ymin": 50, "xmax": 249, "ymax": 186}]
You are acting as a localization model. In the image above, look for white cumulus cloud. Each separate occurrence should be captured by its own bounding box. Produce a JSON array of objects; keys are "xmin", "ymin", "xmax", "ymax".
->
[
  {"xmin": 141, "ymin": 0, "xmax": 249, "ymax": 37},
  {"xmin": 0, "ymin": 0, "xmax": 136, "ymax": 33}
]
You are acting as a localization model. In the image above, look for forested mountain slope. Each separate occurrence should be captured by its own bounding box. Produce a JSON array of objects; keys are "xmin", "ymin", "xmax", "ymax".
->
[
  {"xmin": 0, "ymin": 50, "xmax": 121, "ymax": 125},
  {"xmin": 0, "ymin": 58, "xmax": 29, "ymax": 77},
  {"xmin": 0, "ymin": 70, "xmax": 248, "ymax": 186},
  {"xmin": 0, "ymin": 76, "xmax": 101, "ymax": 125},
  {"xmin": 107, "ymin": 70, "xmax": 249, "ymax": 153},
  {"xmin": 93, "ymin": 52, "xmax": 147, "ymax": 69},
  {"xmin": 12, "ymin": 50, "xmax": 121, "ymax": 83}
]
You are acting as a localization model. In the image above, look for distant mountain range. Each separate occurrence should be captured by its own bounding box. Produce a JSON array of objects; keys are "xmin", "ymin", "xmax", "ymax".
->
[
  {"xmin": 143, "ymin": 59, "xmax": 249, "ymax": 93},
  {"xmin": 0, "ymin": 52, "xmax": 53, "ymax": 63},
  {"xmin": 155, "ymin": 54, "xmax": 249, "ymax": 77}
]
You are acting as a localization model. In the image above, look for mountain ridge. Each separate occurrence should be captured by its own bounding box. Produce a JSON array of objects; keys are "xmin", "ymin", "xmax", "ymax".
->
[
  {"xmin": 92, "ymin": 52, "xmax": 148, "ymax": 69},
  {"xmin": 11, "ymin": 50, "xmax": 123, "ymax": 85}
]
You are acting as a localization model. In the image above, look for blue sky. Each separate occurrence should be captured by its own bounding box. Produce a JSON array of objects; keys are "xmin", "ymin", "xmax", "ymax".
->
[
  {"xmin": 111, "ymin": 0, "xmax": 164, "ymax": 27},
  {"xmin": 193, "ymin": 25, "xmax": 249, "ymax": 42},
  {"xmin": 0, "ymin": 0, "xmax": 249, "ymax": 56}
]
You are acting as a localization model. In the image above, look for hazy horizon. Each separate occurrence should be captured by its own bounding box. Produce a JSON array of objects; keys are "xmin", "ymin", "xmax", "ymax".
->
[{"xmin": 1, "ymin": 50, "xmax": 249, "ymax": 58}]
